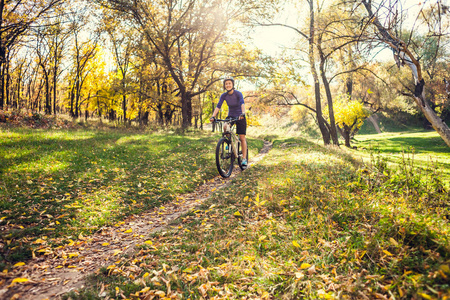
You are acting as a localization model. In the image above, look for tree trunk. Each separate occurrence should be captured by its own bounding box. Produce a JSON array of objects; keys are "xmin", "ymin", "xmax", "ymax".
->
[
  {"xmin": 342, "ymin": 126, "xmax": 351, "ymax": 148},
  {"xmin": 319, "ymin": 54, "xmax": 339, "ymax": 146},
  {"xmin": 308, "ymin": 0, "xmax": 330, "ymax": 145},
  {"xmin": 415, "ymin": 83, "xmax": 450, "ymax": 145},
  {"xmin": 5, "ymin": 57, "xmax": 10, "ymax": 107},
  {"xmin": 44, "ymin": 71, "xmax": 51, "ymax": 114},
  {"xmin": 122, "ymin": 93, "xmax": 127, "ymax": 123},
  {"xmin": 0, "ymin": 60, "xmax": 5, "ymax": 109},
  {"xmin": 75, "ymin": 78, "xmax": 80, "ymax": 118},
  {"xmin": 368, "ymin": 115, "xmax": 382, "ymax": 133},
  {"xmin": 181, "ymin": 92, "xmax": 192, "ymax": 128}
]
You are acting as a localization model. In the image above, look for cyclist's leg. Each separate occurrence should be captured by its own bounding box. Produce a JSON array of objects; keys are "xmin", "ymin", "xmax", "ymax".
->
[
  {"xmin": 236, "ymin": 118, "xmax": 247, "ymax": 160},
  {"xmin": 239, "ymin": 134, "xmax": 247, "ymax": 160}
]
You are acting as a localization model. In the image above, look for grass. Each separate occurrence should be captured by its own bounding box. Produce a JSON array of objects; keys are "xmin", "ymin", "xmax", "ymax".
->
[
  {"xmin": 352, "ymin": 130, "xmax": 450, "ymax": 186},
  {"xmin": 0, "ymin": 126, "xmax": 264, "ymax": 268},
  {"xmin": 65, "ymin": 136, "xmax": 449, "ymax": 300}
]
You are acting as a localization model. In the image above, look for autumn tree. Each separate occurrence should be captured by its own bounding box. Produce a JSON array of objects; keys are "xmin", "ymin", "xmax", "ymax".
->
[
  {"xmin": 66, "ymin": 5, "xmax": 100, "ymax": 117},
  {"xmin": 329, "ymin": 94, "xmax": 370, "ymax": 147},
  {"xmin": 97, "ymin": 0, "xmax": 261, "ymax": 128},
  {"xmin": 257, "ymin": 0, "xmax": 341, "ymax": 145},
  {"xmin": 33, "ymin": 28, "xmax": 53, "ymax": 114},
  {"xmin": 101, "ymin": 11, "xmax": 136, "ymax": 123},
  {"xmin": 0, "ymin": 0, "xmax": 64, "ymax": 109},
  {"xmin": 357, "ymin": 0, "xmax": 450, "ymax": 147}
]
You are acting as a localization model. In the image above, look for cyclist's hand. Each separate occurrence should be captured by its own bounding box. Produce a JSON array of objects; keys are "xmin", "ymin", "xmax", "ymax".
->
[
  {"xmin": 239, "ymin": 114, "xmax": 245, "ymax": 120},
  {"xmin": 210, "ymin": 116, "xmax": 216, "ymax": 123}
]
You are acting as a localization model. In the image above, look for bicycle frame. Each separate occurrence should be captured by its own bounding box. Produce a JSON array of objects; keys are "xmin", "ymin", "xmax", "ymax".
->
[{"xmin": 217, "ymin": 118, "xmax": 241, "ymax": 159}]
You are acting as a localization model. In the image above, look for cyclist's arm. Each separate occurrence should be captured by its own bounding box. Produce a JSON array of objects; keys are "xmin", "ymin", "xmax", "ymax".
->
[
  {"xmin": 210, "ymin": 107, "xmax": 220, "ymax": 122},
  {"xmin": 238, "ymin": 91, "xmax": 245, "ymax": 119}
]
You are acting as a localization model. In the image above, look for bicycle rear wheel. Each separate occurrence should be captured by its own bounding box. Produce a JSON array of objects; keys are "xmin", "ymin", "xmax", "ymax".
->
[
  {"xmin": 216, "ymin": 137, "xmax": 234, "ymax": 178},
  {"xmin": 237, "ymin": 142, "xmax": 249, "ymax": 170}
]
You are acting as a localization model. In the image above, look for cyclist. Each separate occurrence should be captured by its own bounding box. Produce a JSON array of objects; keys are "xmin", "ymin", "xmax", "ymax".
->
[{"xmin": 210, "ymin": 77, "xmax": 248, "ymax": 168}]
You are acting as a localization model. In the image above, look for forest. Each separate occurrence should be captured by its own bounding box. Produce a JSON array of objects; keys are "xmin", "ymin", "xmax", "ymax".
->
[{"xmin": 0, "ymin": 0, "xmax": 449, "ymax": 146}]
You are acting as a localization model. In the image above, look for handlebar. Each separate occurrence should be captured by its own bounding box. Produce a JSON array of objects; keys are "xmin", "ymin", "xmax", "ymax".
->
[{"xmin": 213, "ymin": 117, "xmax": 240, "ymax": 123}]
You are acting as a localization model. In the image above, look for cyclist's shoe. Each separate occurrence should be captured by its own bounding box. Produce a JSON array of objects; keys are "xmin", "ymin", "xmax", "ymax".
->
[{"xmin": 242, "ymin": 159, "xmax": 248, "ymax": 168}]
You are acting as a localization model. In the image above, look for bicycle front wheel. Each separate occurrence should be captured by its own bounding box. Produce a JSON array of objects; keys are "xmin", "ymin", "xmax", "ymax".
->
[{"xmin": 216, "ymin": 137, "xmax": 234, "ymax": 178}]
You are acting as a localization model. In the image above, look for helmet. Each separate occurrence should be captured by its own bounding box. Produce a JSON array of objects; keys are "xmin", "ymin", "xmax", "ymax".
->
[{"xmin": 223, "ymin": 77, "xmax": 235, "ymax": 90}]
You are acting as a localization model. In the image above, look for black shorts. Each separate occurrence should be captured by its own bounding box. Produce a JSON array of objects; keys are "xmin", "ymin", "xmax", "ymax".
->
[{"xmin": 228, "ymin": 116, "xmax": 246, "ymax": 135}]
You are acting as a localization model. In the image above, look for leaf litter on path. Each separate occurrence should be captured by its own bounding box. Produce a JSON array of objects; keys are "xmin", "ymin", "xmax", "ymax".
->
[{"xmin": 0, "ymin": 141, "xmax": 273, "ymax": 300}]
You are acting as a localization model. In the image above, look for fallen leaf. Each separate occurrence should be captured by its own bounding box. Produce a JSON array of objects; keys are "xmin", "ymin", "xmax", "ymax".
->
[
  {"xmin": 292, "ymin": 241, "xmax": 301, "ymax": 248},
  {"xmin": 389, "ymin": 238, "xmax": 399, "ymax": 246},
  {"xmin": 13, "ymin": 262, "xmax": 25, "ymax": 267},
  {"xmin": 12, "ymin": 278, "xmax": 29, "ymax": 283},
  {"xmin": 300, "ymin": 263, "xmax": 311, "ymax": 270}
]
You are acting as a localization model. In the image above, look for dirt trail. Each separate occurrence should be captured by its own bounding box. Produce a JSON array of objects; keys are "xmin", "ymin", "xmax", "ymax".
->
[{"xmin": 0, "ymin": 141, "xmax": 272, "ymax": 300}]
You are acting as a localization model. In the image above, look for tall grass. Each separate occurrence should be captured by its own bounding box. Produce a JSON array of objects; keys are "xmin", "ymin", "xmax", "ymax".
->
[{"xmin": 68, "ymin": 137, "xmax": 449, "ymax": 299}]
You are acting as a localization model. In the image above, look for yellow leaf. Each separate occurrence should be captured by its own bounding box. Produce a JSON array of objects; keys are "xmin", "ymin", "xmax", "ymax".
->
[
  {"xmin": 367, "ymin": 88, "xmax": 373, "ymax": 94},
  {"xmin": 440, "ymin": 265, "xmax": 450, "ymax": 274},
  {"xmin": 78, "ymin": 232, "xmax": 85, "ymax": 240},
  {"xmin": 292, "ymin": 241, "xmax": 301, "ymax": 248},
  {"xmin": 155, "ymin": 291, "xmax": 166, "ymax": 297},
  {"xmin": 418, "ymin": 293, "xmax": 432, "ymax": 299},
  {"xmin": 143, "ymin": 272, "xmax": 150, "ymax": 278},
  {"xmin": 68, "ymin": 252, "xmax": 79, "ymax": 258},
  {"xmin": 124, "ymin": 229, "xmax": 132, "ymax": 233},
  {"xmin": 389, "ymin": 238, "xmax": 399, "ymax": 246},
  {"xmin": 34, "ymin": 238, "xmax": 46, "ymax": 244},
  {"xmin": 382, "ymin": 250, "xmax": 393, "ymax": 256},
  {"xmin": 144, "ymin": 240, "xmax": 152, "ymax": 245},
  {"xmin": 102, "ymin": 242, "xmax": 110, "ymax": 246},
  {"xmin": 233, "ymin": 211, "xmax": 242, "ymax": 217},
  {"xmin": 300, "ymin": 263, "xmax": 311, "ymax": 270},
  {"xmin": 259, "ymin": 235, "xmax": 267, "ymax": 241},
  {"xmin": 13, "ymin": 262, "xmax": 25, "ymax": 267},
  {"xmin": 12, "ymin": 278, "xmax": 29, "ymax": 283},
  {"xmin": 55, "ymin": 266, "xmax": 63, "ymax": 269}
]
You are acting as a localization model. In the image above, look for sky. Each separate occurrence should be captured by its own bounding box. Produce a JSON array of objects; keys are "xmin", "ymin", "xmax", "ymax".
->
[
  {"xmin": 235, "ymin": 0, "xmax": 444, "ymax": 90},
  {"xmin": 248, "ymin": 0, "xmax": 440, "ymax": 59}
]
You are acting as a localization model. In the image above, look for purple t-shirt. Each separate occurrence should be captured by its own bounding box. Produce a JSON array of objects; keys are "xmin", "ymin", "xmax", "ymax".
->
[{"xmin": 216, "ymin": 90, "xmax": 244, "ymax": 118}]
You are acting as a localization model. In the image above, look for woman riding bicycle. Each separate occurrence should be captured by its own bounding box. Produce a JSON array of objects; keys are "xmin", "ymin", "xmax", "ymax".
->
[{"xmin": 210, "ymin": 77, "xmax": 248, "ymax": 168}]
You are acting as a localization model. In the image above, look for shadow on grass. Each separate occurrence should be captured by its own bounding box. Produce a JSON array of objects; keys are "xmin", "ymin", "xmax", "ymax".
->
[{"xmin": 0, "ymin": 129, "xmax": 220, "ymax": 265}]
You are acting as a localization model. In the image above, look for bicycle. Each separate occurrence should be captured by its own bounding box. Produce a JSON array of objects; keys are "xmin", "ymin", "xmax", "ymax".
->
[{"xmin": 213, "ymin": 117, "xmax": 248, "ymax": 178}]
